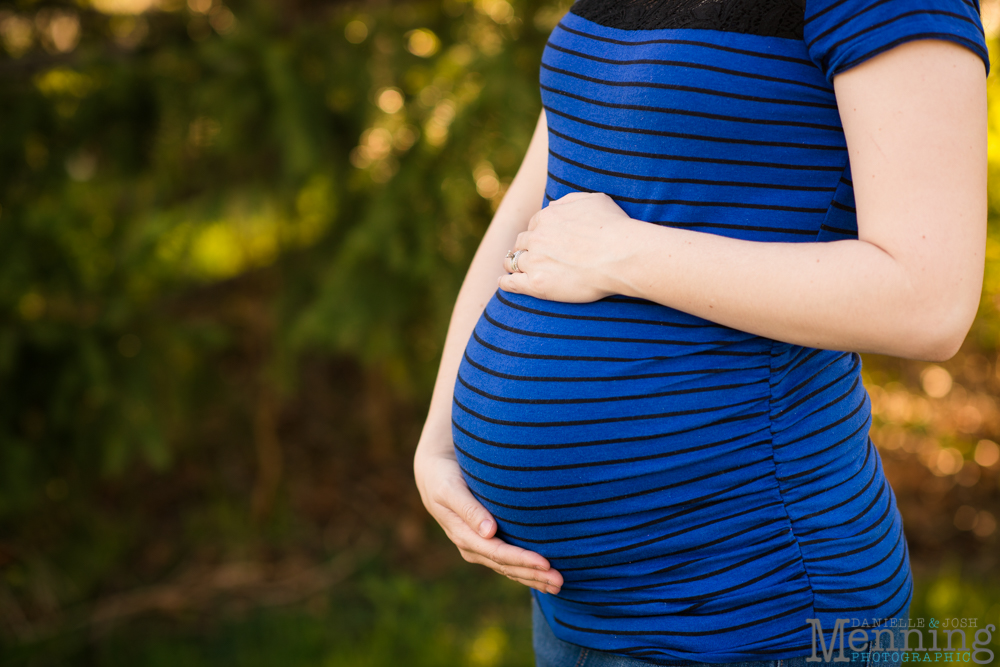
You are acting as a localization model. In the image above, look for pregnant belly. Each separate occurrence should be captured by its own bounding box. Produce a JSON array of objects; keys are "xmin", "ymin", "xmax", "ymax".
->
[{"xmin": 451, "ymin": 289, "xmax": 809, "ymax": 597}]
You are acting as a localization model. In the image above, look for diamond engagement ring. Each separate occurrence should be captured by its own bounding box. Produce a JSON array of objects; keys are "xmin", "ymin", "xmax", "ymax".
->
[{"xmin": 511, "ymin": 249, "xmax": 526, "ymax": 273}]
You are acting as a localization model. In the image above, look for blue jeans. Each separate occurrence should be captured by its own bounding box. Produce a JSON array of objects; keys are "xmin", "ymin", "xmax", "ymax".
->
[{"xmin": 532, "ymin": 596, "xmax": 911, "ymax": 667}]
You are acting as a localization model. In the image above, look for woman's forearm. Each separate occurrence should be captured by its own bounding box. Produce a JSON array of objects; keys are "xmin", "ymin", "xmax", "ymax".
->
[
  {"xmin": 608, "ymin": 225, "xmax": 978, "ymax": 361},
  {"xmin": 415, "ymin": 111, "xmax": 549, "ymax": 459}
]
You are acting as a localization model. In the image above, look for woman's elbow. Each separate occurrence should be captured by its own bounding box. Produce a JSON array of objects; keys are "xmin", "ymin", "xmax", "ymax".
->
[
  {"xmin": 913, "ymin": 330, "xmax": 966, "ymax": 363},
  {"xmin": 903, "ymin": 295, "xmax": 979, "ymax": 362}
]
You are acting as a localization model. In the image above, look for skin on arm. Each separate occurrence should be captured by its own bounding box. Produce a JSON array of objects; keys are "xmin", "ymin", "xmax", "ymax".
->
[
  {"xmin": 413, "ymin": 110, "xmax": 564, "ymax": 595},
  {"xmin": 499, "ymin": 39, "xmax": 987, "ymax": 362}
]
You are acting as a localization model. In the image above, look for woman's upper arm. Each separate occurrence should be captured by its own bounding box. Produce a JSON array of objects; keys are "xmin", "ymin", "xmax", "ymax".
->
[{"xmin": 833, "ymin": 38, "xmax": 987, "ymax": 358}]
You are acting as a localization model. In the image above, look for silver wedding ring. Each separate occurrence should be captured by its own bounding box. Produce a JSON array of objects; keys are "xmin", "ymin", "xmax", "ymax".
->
[{"xmin": 511, "ymin": 249, "xmax": 526, "ymax": 273}]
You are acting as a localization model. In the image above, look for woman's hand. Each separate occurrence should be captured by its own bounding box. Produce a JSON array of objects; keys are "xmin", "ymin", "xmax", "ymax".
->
[
  {"xmin": 413, "ymin": 445, "xmax": 564, "ymax": 595},
  {"xmin": 499, "ymin": 192, "xmax": 642, "ymax": 301}
]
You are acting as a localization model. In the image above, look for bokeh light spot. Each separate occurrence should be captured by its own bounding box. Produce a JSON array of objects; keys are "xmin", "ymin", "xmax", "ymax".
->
[
  {"xmin": 933, "ymin": 447, "xmax": 964, "ymax": 476},
  {"xmin": 921, "ymin": 365, "xmax": 953, "ymax": 398},
  {"xmin": 345, "ymin": 20, "xmax": 368, "ymax": 43},
  {"xmin": 973, "ymin": 511, "xmax": 997, "ymax": 538},
  {"xmin": 377, "ymin": 87, "xmax": 404, "ymax": 114},
  {"xmin": 476, "ymin": 0, "xmax": 514, "ymax": 24},
  {"xmin": 209, "ymin": 6, "xmax": 235, "ymax": 34},
  {"xmin": 406, "ymin": 29, "xmax": 439, "ymax": 57},
  {"xmin": 187, "ymin": 0, "xmax": 212, "ymax": 14},
  {"xmin": 974, "ymin": 439, "xmax": 1000, "ymax": 467},
  {"xmin": 39, "ymin": 11, "xmax": 81, "ymax": 53},
  {"xmin": 468, "ymin": 625, "xmax": 507, "ymax": 667},
  {"xmin": 0, "ymin": 14, "xmax": 34, "ymax": 57},
  {"xmin": 474, "ymin": 162, "xmax": 500, "ymax": 199},
  {"xmin": 90, "ymin": 0, "xmax": 160, "ymax": 14}
]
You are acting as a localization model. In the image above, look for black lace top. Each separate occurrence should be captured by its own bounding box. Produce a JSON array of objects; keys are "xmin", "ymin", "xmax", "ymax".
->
[{"xmin": 569, "ymin": 0, "xmax": 806, "ymax": 38}]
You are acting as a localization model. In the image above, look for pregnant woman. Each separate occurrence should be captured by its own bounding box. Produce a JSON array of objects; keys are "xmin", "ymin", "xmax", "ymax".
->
[{"xmin": 414, "ymin": 0, "xmax": 989, "ymax": 664}]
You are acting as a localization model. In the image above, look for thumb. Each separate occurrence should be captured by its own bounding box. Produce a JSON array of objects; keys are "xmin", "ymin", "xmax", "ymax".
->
[{"xmin": 447, "ymin": 477, "xmax": 498, "ymax": 538}]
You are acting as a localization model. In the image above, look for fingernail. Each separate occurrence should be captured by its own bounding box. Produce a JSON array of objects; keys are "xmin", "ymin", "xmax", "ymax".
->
[
  {"xmin": 479, "ymin": 520, "xmax": 493, "ymax": 537},
  {"xmin": 548, "ymin": 586, "xmax": 560, "ymax": 595}
]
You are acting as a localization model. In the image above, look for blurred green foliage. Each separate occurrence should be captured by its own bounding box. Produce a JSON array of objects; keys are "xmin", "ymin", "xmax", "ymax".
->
[
  {"xmin": 0, "ymin": 0, "xmax": 558, "ymax": 506},
  {"xmin": 1, "ymin": 0, "xmax": 999, "ymax": 663},
  {"xmin": 1, "ymin": 0, "xmax": 560, "ymax": 592}
]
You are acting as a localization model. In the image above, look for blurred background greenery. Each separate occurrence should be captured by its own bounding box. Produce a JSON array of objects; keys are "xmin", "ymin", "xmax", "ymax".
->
[{"xmin": 0, "ymin": 0, "xmax": 999, "ymax": 664}]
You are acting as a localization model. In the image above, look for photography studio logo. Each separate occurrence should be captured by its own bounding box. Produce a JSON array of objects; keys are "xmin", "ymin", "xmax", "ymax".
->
[{"xmin": 806, "ymin": 617, "xmax": 996, "ymax": 664}]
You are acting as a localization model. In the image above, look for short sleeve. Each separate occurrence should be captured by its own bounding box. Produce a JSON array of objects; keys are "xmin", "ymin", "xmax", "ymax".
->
[{"xmin": 804, "ymin": 0, "xmax": 991, "ymax": 84}]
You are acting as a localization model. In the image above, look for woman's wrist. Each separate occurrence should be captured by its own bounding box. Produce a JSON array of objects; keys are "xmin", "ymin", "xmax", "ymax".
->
[
  {"xmin": 601, "ymin": 217, "xmax": 659, "ymax": 300},
  {"xmin": 416, "ymin": 409, "xmax": 455, "ymax": 456}
]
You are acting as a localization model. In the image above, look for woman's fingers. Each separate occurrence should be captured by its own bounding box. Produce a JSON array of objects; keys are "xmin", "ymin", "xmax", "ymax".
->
[
  {"xmin": 432, "ymin": 474, "xmax": 562, "ymax": 592},
  {"xmin": 479, "ymin": 536, "xmax": 557, "ymax": 576},
  {"xmin": 459, "ymin": 541, "xmax": 564, "ymax": 593},
  {"xmin": 461, "ymin": 549, "xmax": 563, "ymax": 593},
  {"xmin": 441, "ymin": 508, "xmax": 552, "ymax": 572},
  {"xmin": 445, "ymin": 517, "xmax": 563, "ymax": 592},
  {"xmin": 547, "ymin": 191, "xmax": 591, "ymax": 207},
  {"xmin": 498, "ymin": 271, "xmax": 528, "ymax": 293}
]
